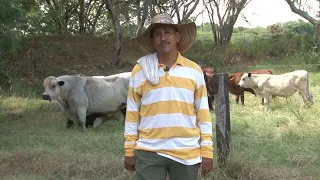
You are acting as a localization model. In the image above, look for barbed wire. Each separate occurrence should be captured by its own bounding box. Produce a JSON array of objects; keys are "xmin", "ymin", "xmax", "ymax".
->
[
  {"xmin": 198, "ymin": 63, "xmax": 320, "ymax": 70},
  {"xmin": 0, "ymin": 129, "xmax": 114, "ymax": 136},
  {"xmin": 220, "ymin": 63, "xmax": 320, "ymax": 69},
  {"xmin": 0, "ymin": 129, "xmax": 75, "ymax": 136}
]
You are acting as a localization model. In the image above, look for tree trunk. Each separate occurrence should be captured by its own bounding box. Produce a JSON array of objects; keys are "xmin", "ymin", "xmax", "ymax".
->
[
  {"xmin": 103, "ymin": 0, "xmax": 123, "ymax": 67},
  {"xmin": 181, "ymin": 0, "xmax": 200, "ymax": 23},
  {"xmin": 135, "ymin": 0, "xmax": 149, "ymax": 36},
  {"xmin": 90, "ymin": 3, "xmax": 104, "ymax": 35},
  {"xmin": 79, "ymin": 0, "xmax": 85, "ymax": 35},
  {"xmin": 285, "ymin": 0, "xmax": 318, "ymax": 25},
  {"xmin": 173, "ymin": 0, "xmax": 181, "ymax": 24},
  {"xmin": 284, "ymin": 0, "xmax": 320, "ymax": 44},
  {"xmin": 210, "ymin": 0, "xmax": 251, "ymax": 45},
  {"xmin": 316, "ymin": 23, "xmax": 320, "ymax": 47}
]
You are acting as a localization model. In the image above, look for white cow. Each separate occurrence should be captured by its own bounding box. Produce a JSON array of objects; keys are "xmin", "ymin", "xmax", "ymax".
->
[
  {"xmin": 42, "ymin": 72, "xmax": 131, "ymax": 131},
  {"xmin": 238, "ymin": 70, "xmax": 313, "ymax": 111}
]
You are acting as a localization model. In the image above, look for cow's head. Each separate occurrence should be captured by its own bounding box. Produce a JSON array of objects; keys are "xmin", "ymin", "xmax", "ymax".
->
[
  {"xmin": 238, "ymin": 73, "xmax": 252, "ymax": 88},
  {"xmin": 42, "ymin": 76, "xmax": 65, "ymax": 102}
]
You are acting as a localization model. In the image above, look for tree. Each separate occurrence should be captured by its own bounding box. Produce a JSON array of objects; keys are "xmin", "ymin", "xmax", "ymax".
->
[
  {"xmin": 285, "ymin": 0, "xmax": 320, "ymax": 41},
  {"xmin": 0, "ymin": 0, "xmax": 25, "ymax": 53},
  {"xmin": 172, "ymin": 0, "xmax": 201, "ymax": 23},
  {"xmin": 135, "ymin": 0, "xmax": 150, "ymax": 36},
  {"xmin": 203, "ymin": 0, "xmax": 253, "ymax": 45},
  {"xmin": 0, "ymin": 0, "xmax": 27, "ymax": 86},
  {"xmin": 103, "ymin": 0, "xmax": 123, "ymax": 67}
]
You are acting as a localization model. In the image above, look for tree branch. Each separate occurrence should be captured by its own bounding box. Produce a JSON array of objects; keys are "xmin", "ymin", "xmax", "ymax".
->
[
  {"xmin": 285, "ymin": 0, "xmax": 318, "ymax": 25},
  {"xmin": 182, "ymin": 0, "xmax": 200, "ymax": 23}
]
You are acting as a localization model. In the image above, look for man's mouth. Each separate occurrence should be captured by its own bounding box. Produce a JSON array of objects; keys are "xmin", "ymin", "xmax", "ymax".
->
[{"xmin": 160, "ymin": 42, "xmax": 170, "ymax": 47}]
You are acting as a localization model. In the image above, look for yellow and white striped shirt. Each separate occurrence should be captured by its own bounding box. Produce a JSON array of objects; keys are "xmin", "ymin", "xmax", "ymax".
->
[{"xmin": 124, "ymin": 52, "xmax": 213, "ymax": 165}]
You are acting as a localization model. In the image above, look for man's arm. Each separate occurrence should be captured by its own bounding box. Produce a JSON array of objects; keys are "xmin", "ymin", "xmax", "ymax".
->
[
  {"xmin": 124, "ymin": 73, "xmax": 141, "ymax": 157},
  {"xmin": 124, "ymin": 70, "xmax": 142, "ymax": 171},
  {"xmin": 194, "ymin": 71, "xmax": 214, "ymax": 159},
  {"xmin": 194, "ymin": 70, "xmax": 214, "ymax": 176}
]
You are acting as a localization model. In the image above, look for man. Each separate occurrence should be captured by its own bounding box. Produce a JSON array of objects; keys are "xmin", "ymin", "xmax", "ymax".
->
[{"xmin": 124, "ymin": 14, "xmax": 214, "ymax": 180}]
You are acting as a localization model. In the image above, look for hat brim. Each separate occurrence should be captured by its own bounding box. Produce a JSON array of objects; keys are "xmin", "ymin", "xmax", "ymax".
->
[{"xmin": 134, "ymin": 22, "xmax": 197, "ymax": 54}]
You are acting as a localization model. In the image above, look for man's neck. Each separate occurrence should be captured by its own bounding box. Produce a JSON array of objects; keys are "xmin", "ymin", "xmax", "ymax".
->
[{"xmin": 157, "ymin": 51, "xmax": 178, "ymax": 68}]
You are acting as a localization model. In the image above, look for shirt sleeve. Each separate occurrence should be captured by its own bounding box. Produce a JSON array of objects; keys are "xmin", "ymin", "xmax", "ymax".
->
[
  {"xmin": 194, "ymin": 70, "xmax": 214, "ymax": 159},
  {"xmin": 124, "ymin": 68, "xmax": 141, "ymax": 157}
]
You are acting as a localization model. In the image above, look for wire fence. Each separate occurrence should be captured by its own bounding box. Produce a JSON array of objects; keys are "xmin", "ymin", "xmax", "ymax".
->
[
  {"xmin": 200, "ymin": 63, "xmax": 320, "ymax": 73},
  {"xmin": 1, "ymin": 63, "xmax": 320, "ymax": 135}
]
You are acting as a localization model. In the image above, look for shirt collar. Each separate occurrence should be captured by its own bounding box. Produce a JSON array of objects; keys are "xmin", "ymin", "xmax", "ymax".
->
[
  {"xmin": 158, "ymin": 51, "xmax": 185, "ymax": 69},
  {"xmin": 175, "ymin": 51, "xmax": 185, "ymax": 66}
]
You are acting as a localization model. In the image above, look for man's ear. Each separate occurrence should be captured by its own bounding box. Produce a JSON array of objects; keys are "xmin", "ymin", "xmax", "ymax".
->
[{"xmin": 176, "ymin": 32, "xmax": 181, "ymax": 43}]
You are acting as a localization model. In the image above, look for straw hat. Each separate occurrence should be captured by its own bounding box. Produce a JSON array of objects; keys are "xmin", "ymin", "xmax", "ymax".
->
[{"xmin": 135, "ymin": 14, "xmax": 197, "ymax": 54}]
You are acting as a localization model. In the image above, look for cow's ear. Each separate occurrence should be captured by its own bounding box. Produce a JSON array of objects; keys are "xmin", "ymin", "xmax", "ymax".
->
[
  {"xmin": 248, "ymin": 73, "xmax": 251, "ymax": 77},
  {"xmin": 58, "ymin": 81, "xmax": 65, "ymax": 86}
]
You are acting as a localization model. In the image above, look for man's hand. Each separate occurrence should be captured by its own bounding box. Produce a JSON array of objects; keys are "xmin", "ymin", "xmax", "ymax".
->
[
  {"xmin": 124, "ymin": 156, "xmax": 136, "ymax": 171},
  {"xmin": 201, "ymin": 157, "xmax": 213, "ymax": 176}
]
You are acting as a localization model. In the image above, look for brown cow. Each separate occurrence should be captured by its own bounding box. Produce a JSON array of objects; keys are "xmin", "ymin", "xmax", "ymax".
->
[
  {"xmin": 229, "ymin": 69, "xmax": 273, "ymax": 105},
  {"xmin": 202, "ymin": 67, "xmax": 217, "ymax": 111}
]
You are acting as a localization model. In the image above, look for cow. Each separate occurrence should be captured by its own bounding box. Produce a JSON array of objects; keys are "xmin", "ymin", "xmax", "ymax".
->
[
  {"xmin": 229, "ymin": 69, "xmax": 273, "ymax": 105},
  {"xmin": 66, "ymin": 109, "xmax": 126, "ymax": 129},
  {"xmin": 42, "ymin": 72, "xmax": 131, "ymax": 132},
  {"xmin": 238, "ymin": 70, "xmax": 313, "ymax": 111},
  {"xmin": 201, "ymin": 67, "xmax": 217, "ymax": 110}
]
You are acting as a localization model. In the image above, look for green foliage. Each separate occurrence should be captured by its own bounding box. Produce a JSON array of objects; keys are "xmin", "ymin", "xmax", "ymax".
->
[
  {"xmin": 233, "ymin": 26, "xmax": 249, "ymax": 33},
  {"xmin": 191, "ymin": 20, "xmax": 318, "ymax": 68},
  {"xmin": 197, "ymin": 22, "xmax": 213, "ymax": 32},
  {"xmin": 0, "ymin": 0, "xmax": 24, "ymax": 53},
  {"xmin": 266, "ymin": 23, "xmax": 285, "ymax": 34},
  {"xmin": 0, "ymin": 0, "xmax": 27, "ymax": 86},
  {"xmin": 282, "ymin": 20, "xmax": 315, "ymax": 35}
]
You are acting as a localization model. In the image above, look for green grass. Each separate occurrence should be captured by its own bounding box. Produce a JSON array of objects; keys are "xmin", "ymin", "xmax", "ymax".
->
[{"xmin": 1, "ymin": 69, "xmax": 320, "ymax": 179}]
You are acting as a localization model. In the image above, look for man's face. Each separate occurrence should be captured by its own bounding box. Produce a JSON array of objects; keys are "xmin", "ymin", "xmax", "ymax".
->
[{"xmin": 151, "ymin": 24, "xmax": 181, "ymax": 54}]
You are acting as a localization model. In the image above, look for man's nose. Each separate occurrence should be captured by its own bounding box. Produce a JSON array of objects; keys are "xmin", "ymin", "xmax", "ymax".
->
[{"xmin": 158, "ymin": 31, "xmax": 168, "ymax": 40}]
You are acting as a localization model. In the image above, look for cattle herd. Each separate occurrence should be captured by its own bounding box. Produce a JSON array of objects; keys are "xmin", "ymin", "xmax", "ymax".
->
[
  {"xmin": 41, "ymin": 66, "xmax": 314, "ymax": 132},
  {"xmin": 202, "ymin": 67, "xmax": 314, "ymax": 112}
]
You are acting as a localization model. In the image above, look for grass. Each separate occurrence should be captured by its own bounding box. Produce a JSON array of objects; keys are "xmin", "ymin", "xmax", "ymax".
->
[
  {"xmin": 1, "ymin": 68, "xmax": 320, "ymax": 179},
  {"xmin": 1, "ymin": 28, "xmax": 320, "ymax": 179}
]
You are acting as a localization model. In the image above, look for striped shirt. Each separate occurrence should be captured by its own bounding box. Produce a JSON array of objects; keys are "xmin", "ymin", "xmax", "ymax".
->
[{"xmin": 124, "ymin": 52, "xmax": 213, "ymax": 165}]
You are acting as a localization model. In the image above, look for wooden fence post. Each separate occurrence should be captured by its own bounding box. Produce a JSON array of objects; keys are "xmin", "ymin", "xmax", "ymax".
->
[{"xmin": 213, "ymin": 73, "xmax": 231, "ymax": 167}]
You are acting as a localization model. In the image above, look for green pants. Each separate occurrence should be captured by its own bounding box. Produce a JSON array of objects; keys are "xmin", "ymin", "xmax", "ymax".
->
[{"xmin": 135, "ymin": 150, "xmax": 200, "ymax": 180}]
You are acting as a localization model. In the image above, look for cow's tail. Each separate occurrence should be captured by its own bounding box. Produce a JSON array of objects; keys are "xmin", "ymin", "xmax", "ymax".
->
[{"xmin": 306, "ymin": 72, "xmax": 313, "ymax": 104}]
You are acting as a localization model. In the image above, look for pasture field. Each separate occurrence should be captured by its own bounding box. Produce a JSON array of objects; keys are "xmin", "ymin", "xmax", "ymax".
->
[{"xmin": 0, "ymin": 66, "xmax": 320, "ymax": 180}]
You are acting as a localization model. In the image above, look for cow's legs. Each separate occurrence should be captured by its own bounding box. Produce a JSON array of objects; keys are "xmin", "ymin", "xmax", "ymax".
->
[
  {"xmin": 264, "ymin": 95, "xmax": 270, "ymax": 112},
  {"xmin": 66, "ymin": 119, "xmax": 74, "ymax": 128},
  {"xmin": 85, "ymin": 114, "xmax": 97, "ymax": 128},
  {"xmin": 121, "ymin": 107, "xmax": 127, "ymax": 119},
  {"xmin": 234, "ymin": 95, "xmax": 239, "ymax": 104},
  {"xmin": 308, "ymin": 93, "xmax": 314, "ymax": 104},
  {"xmin": 299, "ymin": 92, "xmax": 312, "ymax": 107},
  {"xmin": 303, "ymin": 91, "xmax": 313, "ymax": 105},
  {"xmin": 121, "ymin": 107, "xmax": 127, "ymax": 123},
  {"xmin": 208, "ymin": 97, "xmax": 214, "ymax": 110},
  {"xmin": 77, "ymin": 109, "xmax": 87, "ymax": 132},
  {"xmin": 240, "ymin": 95, "xmax": 244, "ymax": 105}
]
